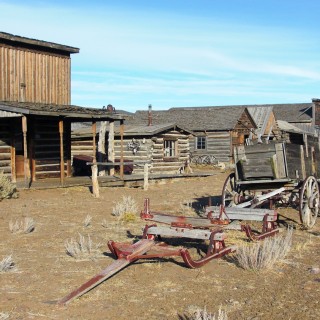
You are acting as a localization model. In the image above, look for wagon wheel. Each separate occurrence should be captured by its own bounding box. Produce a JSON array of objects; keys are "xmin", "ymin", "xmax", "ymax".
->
[
  {"xmin": 299, "ymin": 176, "xmax": 319, "ymax": 229},
  {"xmin": 221, "ymin": 173, "xmax": 243, "ymax": 207}
]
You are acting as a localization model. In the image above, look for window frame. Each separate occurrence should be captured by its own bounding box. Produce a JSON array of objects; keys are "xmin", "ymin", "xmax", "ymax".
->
[{"xmin": 195, "ymin": 136, "xmax": 207, "ymax": 150}]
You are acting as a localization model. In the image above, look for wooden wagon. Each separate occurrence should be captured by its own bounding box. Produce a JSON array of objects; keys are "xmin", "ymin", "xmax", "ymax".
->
[{"xmin": 221, "ymin": 133, "xmax": 320, "ymax": 229}]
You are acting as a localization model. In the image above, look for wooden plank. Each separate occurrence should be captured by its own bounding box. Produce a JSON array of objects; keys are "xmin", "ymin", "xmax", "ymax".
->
[{"xmin": 57, "ymin": 239, "xmax": 155, "ymax": 305}]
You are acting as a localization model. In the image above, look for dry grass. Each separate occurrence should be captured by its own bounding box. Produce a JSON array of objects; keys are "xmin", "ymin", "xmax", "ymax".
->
[
  {"xmin": 0, "ymin": 255, "xmax": 16, "ymax": 273},
  {"xmin": 83, "ymin": 214, "xmax": 92, "ymax": 227},
  {"xmin": 112, "ymin": 195, "xmax": 138, "ymax": 222},
  {"xmin": 0, "ymin": 312, "xmax": 10, "ymax": 320},
  {"xmin": 185, "ymin": 306, "xmax": 228, "ymax": 320},
  {"xmin": 65, "ymin": 234, "xmax": 101, "ymax": 260},
  {"xmin": 234, "ymin": 227, "xmax": 293, "ymax": 270},
  {"xmin": 0, "ymin": 171, "xmax": 18, "ymax": 201},
  {"xmin": 9, "ymin": 217, "xmax": 35, "ymax": 234}
]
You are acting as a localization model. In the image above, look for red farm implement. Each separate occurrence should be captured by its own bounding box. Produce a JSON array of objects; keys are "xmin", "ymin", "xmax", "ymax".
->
[{"xmin": 56, "ymin": 198, "xmax": 279, "ymax": 305}]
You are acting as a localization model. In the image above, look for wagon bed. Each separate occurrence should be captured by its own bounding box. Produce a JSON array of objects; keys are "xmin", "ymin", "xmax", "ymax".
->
[{"xmin": 222, "ymin": 139, "xmax": 320, "ymax": 228}]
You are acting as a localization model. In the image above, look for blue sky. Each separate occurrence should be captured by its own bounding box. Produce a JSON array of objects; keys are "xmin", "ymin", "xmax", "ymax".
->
[{"xmin": 1, "ymin": 0, "xmax": 320, "ymax": 112}]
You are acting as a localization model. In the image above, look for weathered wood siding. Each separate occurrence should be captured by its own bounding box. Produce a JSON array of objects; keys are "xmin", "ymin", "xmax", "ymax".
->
[
  {"xmin": 114, "ymin": 130, "xmax": 190, "ymax": 174},
  {"xmin": 0, "ymin": 119, "xmax": 12, "ymax": 177},
  {"xmin": 32, "ymin": 118, "xmax": 69, "ymax": 179},
  {"xmin": 190, "ymin": 132, "xmax": 231, "ymax": 163},
  {"xmin": 0, "ymin": 44, "xmax": 71, "ymax": 104},
  {"xmin": 71, "ymin": 137, "xmax": 94, "ymax": 159},
  {"xmin": 235, "ymin": 137, "xmax": 320, "ymax": 181}
]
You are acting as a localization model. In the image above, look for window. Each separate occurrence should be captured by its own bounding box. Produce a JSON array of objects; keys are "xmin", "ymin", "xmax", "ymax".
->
[
  {"xmin": 196, "ymin": 136, "xmax": 206, "ymax": 150},
  {"xmin": 164, "ymin": 140, "xmax": 176, "ymax": 158}
]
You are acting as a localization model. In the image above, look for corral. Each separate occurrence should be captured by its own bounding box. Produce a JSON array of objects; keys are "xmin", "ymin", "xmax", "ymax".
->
[{"xmin": 1, "ymin": 171, "xmax": 320, "ymax": 319}]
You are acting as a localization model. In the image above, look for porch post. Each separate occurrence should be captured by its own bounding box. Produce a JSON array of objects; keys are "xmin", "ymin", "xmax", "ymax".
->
[
  {"xmin": 10, "ymin": 119, "xmax": 16, "ymax": 183},
  {"xmin": 91, "ymin": 121, "xmax": 100, "ymax": 198},
  {"xmin": 59, "ymin": 120, "xmax": 65, "ymax": 185},
  {"xmin": 108, "ymin": 120, "xmax": 115, "ymax": 176},
  {"xmin": 98, "ymin": 121, "xmax": 107, "ymax": 176},
  {"xmin": 22, "ymin": 116, "xmax": 30, "ymax": 187},
  {"xmin": 120, "ymin": 120, "xmax": 124, "ymax": 179}
]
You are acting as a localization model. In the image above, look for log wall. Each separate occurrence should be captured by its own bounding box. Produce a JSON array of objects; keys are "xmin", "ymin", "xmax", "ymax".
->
[
  {"xmin": 190, "ymin": 132, "xmax": 231, "ymax": 163},
  {"xmin": 0, "ymin": 119, "xmax": 12, "ymax": 177},
  {"xmin": 32, "ymin": 118, "xmax": 69, "ymax": 179},
  {"xmin": 0, "ymin": 44, "xmax": 71, "ymax": 104},
  {"xmin": 114, "ymin": 130, "xmax": 190, "ymax": 174}
]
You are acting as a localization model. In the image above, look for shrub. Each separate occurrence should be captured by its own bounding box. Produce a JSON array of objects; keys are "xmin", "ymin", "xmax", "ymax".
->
[
  {"xmin": 112, "ymin": 195, "xmax": 138, "ymax": 222},
  {"xmin": 0, "ymin": 171, "xmax": 18, "ymax": 201},
  {"xmin": 186, "ymin": 306, "xmax": 228, "ymax": 320},
  {"xmin": 0, "ymin": 255, "xmax": 16, "ymax": 273},
  {"xmin": 65, "ymin": 234, "xmax": 100, "ymax": 260},
  {"xmin": 83, "ymin": 214, "xmax": 92, "ymax": 227},
  {"xmin": 234, "ymin": 227, "xmax": 293, "ymax": 270},
  {"xmin": 0, "ymin": 312, "xmax": 10, "ymax": 320},
  {"xmin": 9, "ymin": 217, "xmax": 35, "ymax": 234}
]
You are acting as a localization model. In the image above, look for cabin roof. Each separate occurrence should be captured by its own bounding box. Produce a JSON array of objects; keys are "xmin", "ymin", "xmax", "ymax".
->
[
  {"xmin": 0, "ymin": 31, "xmax": 79, "ymax": 54},
  {"xmin": 130, "ymin": 102, "xmax": 312, "ymax": 131},
  {"xmin": 72, "ymin": 122, "xmax": 192, "ymax": 137},
  {"xmin": 0, "ymin": 101, "xmax": 124, "ymax": 121},
  {"xmin": 130, "ymin": 106, "xmax": 250, "ymax": 131}
]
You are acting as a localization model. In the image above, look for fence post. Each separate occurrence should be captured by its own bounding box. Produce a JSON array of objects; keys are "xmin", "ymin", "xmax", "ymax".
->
[
  {"xmin": 92, "ymin": 163, "xmax": 100, "ymax": 198},
  {"xmin": 143, "ymin": 163, "xmax": 149, "ymax": 190}
]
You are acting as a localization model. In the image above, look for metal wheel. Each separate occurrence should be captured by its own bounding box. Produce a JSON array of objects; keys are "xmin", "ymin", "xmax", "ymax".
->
[
  {"xmin": 221, "ymin": 173, "xmax": 243, "ymax": 207},
  {"xmin": 299, "ymin": 176, "xmax": 319, "ymax": 229}
]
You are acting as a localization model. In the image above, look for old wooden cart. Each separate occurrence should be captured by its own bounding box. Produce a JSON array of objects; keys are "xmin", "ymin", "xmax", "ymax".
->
[{"xmin": 221, "ymin": 133, "xmax": 320, "ymax": 229}]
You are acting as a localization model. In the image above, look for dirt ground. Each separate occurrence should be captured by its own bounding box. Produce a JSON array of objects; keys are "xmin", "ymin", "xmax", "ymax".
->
[{"xmin": 1, "ymin": 171, "xmax": 320, "ymax": 320}]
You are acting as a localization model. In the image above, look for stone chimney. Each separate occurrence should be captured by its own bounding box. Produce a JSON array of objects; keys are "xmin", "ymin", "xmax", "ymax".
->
[
  {"xmin": 148, "ymin": 104, "xmax": 152, "ymax": 126},
  {"xmin": 312, "ymin": 98, "xmax": 320, "ymax": 127}
]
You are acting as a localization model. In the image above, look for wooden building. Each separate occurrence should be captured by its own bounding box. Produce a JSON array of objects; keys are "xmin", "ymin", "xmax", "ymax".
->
[
  {"xmin": 129, "ymin": 106, "xmax": 257, "ymax": 164},
  {"xmin": 114, "ymin": 123, "xmax": 192, "ymax": 174},
  {"xmin": 0, "ymin": 32, "xmax": 125, "ymax": 186},
  {"xmin": 0, "ymin": 31, "xmax": 78, "ymax": 105},
  {"xmin": 71, "ymin": 122, "xmax": 193, "ymax": 175},
  {"xmin": 247, "ymin": 106, "xmax": 279, "ymax": 143},
  {"xmin": 0, "ymin": 101, "xmax": 124, "ymax": 186}
]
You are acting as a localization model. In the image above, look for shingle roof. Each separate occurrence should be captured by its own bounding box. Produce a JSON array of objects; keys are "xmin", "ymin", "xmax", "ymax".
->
[
  {"xmin": 130, "ymin": 102, "xmax": 312, "ymax": 130},
  {"xmin": 0, "ymin": 101, "xmax": 124, "ymax": 120},
  {"xmin": 130, "ymin": 106, "xmax": 248, "ymax": 131}
]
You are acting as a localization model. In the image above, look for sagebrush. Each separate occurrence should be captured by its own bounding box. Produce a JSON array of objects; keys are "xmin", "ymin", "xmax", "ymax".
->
[
  {"xmin": 234, "ymin": 227, "xmax": 293, "ymax": 270},
  {"xmin": 186, "ymin": 306, "xmax": 228, "ymax": 320},
  {"xmin": 0, "ymin": 255, "xmax": 16, "ymax": 273},
  {"xmin": 0, "ymin": 312, "xmax": 10, "ymax": 320},
  {"xmin": 0, "ymin": 171, "xmax": 18, "ymax": 201},
  {"xmin": 112, "ymin": 195, "xmax": 138, "ymax": 222},
  {"xmin": 9, "ymin": 217, "xmax": 35, "ymax": 234},
  {"xmin": 65, "ymin": 234, "xmax": 100, "ymax": 260}
]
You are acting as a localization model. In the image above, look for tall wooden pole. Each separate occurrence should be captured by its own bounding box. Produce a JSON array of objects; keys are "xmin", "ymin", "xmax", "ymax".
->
[
  {"xmin": 22, "ymin": 116, "xmax": 30, "ymax": 187},
  {"xmin": 98, "ymin": 121, "xmax": 107, "ymax": 176},
  {"xmin": 92, "ymin": 121, "xmax": 99, "ymax": 198},
  {"xmin": 11, "ymin": 119, "xmax": 16, "ymax": 183},
  {"xmin": 120, "ymin": 120, "xmax": 124, "ymax": 179},
  {"xmin": 59, "ymin": 120, "xmax": 65, "ymax": 186},
  {"xmin": 108, "ymin": 120, "xmax": 115, "ymax": 176}
]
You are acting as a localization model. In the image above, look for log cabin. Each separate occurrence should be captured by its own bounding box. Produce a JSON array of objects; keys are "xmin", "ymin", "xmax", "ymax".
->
[
  {"xmin": 0, "ymin": 32, "xmax": 125, "ymax": 186},
  {"xmin": 129, "ymin": 106, "xmax": 258, "ymax": 164},
  {"xmin": 71, "ymin": 122, "xmax": 193, "ymax": 175}
]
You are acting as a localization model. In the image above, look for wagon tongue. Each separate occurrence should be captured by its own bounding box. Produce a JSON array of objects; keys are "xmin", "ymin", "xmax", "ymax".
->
[{"xmin": 56, "ymin": 239, "xmax": 155, "ymax": 305}]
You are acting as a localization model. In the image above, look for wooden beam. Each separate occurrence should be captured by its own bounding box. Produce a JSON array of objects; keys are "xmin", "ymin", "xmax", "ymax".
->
[
  {"xmin": 91, "ymin": 121, "xmax": 99, "ymax": 197},
  {"xmin": 108, "ymin": 120, "xmax": 115, "ymax": 176},
  {"xmin": 92, "ymin": 121, "xmax": 97, "ymax": 161},
  {"xmin": 59, "ymin": 119, "xmax": 65, "ymax": 185},
  {"xmin": 22, "ymin": 116, "xmax": 31, "ymax": 187},
  {"xmin": 98, "ymin": 121, "xmax": 107, "ymax": 176},
  {"xmin": 120, "ymin": 120, "xmax": 124, "ymax": 179},
  {"xmin": 10, "ymin": 119, "xmax": 16, "ymax": 183}
]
